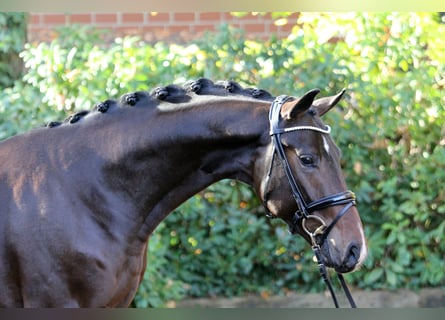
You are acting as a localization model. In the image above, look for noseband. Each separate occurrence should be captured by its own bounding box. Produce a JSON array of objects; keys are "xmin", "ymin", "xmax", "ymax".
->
[{"xmin": 264, "ymin": 95, "xmax": 357, "ymax": 308}]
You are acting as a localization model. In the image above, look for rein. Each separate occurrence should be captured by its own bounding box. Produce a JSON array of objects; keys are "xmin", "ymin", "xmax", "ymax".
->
[{"xmin": 265, "ymin": 95, "xmax": 357, "ymax": 308}]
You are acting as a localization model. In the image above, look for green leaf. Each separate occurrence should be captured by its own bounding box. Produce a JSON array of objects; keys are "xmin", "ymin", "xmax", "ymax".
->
[
  {"xmin": 386, "ymin": 269, "xmax": 398, "ymax": 287},
  {"xmin": 364, "ymin": 268, "xmax": 384, "ymax": 284}
]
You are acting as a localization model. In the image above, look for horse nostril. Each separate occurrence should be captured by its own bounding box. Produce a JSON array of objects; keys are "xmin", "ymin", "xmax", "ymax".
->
[
  {"xmin": 346, "ymin": 243, "xmax": 360, "ymax": 265},
  {"xmin": 337, "ymin": 243, "xmax": 361, "ymax": 273}
]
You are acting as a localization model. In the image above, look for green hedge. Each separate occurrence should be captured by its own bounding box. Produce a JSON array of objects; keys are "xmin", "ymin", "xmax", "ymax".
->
[
  {"xmin": 0, "ymin": 13, "xmax": 27, "ymax": 89},
  {"xmin": 0, "ymin": 13, "xmax": 444, "ymax": 307}
]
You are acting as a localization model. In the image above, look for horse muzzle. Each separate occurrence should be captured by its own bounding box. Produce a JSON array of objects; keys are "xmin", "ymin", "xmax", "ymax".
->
[
  {"xmin": 300, "ymin": 196, "xmax": 365, "ymax": 274},
  {"xmin": 318, "ymin": 239, "xmax": 363, "ymax": 274}
]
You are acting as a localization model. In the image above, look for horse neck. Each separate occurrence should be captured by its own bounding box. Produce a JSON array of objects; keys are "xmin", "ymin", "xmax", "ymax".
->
[{"xmin": 97, "ymin": 97, "xmax": 271, "ymax": 236}]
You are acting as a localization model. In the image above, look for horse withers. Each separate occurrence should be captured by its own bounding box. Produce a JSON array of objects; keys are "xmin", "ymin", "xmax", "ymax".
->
[{"xmin": 0, "ymin": 79, "xmax": 366, "ymax": 307}]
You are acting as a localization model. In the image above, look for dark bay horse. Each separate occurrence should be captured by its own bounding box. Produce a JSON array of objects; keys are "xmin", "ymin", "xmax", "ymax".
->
[{"xmin": 0, "ymin": 78, "xmax": 366, "ymax": 307}]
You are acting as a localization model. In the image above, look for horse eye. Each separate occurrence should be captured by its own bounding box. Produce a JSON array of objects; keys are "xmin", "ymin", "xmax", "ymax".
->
[{"xmin": 299, "ymin": 155, "xmax": 315, "ymax": 166}]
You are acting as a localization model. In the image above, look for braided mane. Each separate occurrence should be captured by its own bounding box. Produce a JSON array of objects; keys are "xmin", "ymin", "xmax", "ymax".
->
[{"xmin": 46, "ymin": 78, "xmax": 275, "ymax": 128}]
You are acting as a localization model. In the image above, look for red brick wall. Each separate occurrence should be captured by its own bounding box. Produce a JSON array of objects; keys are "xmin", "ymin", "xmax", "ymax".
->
[{"xmin": 28, "ymin": 12, "xmax": 299, "ymax": 43}]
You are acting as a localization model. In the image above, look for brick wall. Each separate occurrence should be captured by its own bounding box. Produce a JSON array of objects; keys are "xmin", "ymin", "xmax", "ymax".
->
[{"xmin": 28, "ymin": 12, "xmax": 299, "ymax": 43}]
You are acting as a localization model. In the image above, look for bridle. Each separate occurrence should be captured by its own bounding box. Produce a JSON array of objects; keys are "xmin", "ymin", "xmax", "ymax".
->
[{"xmin": 263, "ymin": 95, "xmax": 357, "ymax": 308}]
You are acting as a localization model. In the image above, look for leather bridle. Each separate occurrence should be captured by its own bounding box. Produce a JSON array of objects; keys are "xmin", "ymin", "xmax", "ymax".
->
[{"xmin": 263, "ymin": 95, "xmax": 358, "ymax": 308}]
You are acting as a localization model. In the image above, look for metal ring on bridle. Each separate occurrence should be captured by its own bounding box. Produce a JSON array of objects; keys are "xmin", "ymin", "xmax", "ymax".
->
[{"xmin": 302, "ymin": 215, "xmax": 327, "ymax": 240}]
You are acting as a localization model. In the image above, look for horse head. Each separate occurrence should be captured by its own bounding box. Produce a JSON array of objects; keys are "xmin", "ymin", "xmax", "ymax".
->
[{"xmin": 254, "ymin": 89, "xmax": 367, "ymax": 274}]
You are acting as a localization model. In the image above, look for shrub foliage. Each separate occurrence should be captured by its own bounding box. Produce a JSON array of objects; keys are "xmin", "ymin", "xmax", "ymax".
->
[
  {"xmin": 0, "ymin": 13, "xmax": 27, "ymax": 89},
  {"xmin": 0, "ymin": 13, "xmax": 444, "ymax": 306}
]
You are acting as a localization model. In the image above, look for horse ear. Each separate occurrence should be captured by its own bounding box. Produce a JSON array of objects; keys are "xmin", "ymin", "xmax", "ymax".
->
[
  {"xmin": 282, "ymin": 88, "xmax": 320, "ymax": 119},
  {"xmin": 312, "ymin": 89, "xmax": 346, "ymax": 117}
]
